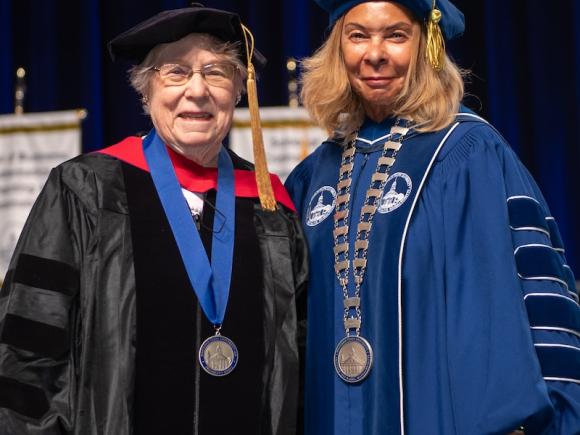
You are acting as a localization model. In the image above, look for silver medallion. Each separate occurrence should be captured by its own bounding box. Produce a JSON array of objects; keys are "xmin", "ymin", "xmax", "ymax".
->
[
  {"xmin": 334, "ymin": 336, "xmax": 373, "ymax": 383},
  {"xmin": 199, "ymin": 334, "xmax": 238, "ymax": 376}
]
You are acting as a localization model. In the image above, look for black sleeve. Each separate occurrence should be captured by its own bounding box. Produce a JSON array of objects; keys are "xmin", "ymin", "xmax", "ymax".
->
[{"xmin": 0, "ymin": 166, "xmax": 91, "ymax": 434}]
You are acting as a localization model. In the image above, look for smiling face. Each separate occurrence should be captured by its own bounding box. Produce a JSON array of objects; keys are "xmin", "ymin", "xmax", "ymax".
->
[
  {"xmin": 147, "ymin": 34, "xmax": 239, "ymax": 166},
  {"xmin": 341, "ymin": 1, "xmax": 420, "ymax": 122}
]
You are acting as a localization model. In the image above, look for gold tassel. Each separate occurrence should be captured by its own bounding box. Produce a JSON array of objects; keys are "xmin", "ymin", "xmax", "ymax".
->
[
  {"xmin": 241, "ymin": 24, "xmax": 277, "ymax": 211},
  {"xmin": 425, "ymin": 1, "xmax": 445, "ymax": 71}
]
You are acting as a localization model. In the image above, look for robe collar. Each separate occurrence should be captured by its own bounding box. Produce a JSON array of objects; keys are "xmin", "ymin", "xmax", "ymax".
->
[
  {"xmin": 97, "ymin": 136, "xmax": 296, "ymax": 212},
  {"xmin": 355, "ymin": 117, "xmax": 398, "ymax": 148}
]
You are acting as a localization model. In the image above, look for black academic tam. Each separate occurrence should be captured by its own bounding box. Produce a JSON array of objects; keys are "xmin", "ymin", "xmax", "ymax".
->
[{"xmin": 108, "ymin": 3, "xmax": 266, "ymax": 67}]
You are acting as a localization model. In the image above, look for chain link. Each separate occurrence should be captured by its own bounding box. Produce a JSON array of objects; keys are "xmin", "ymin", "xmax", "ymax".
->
[{"xmin": 332, "ymin": 118, "xmax": 412, "ymax": 337}]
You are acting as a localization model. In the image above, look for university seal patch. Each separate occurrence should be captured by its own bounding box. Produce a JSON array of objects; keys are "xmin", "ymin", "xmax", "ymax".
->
[
  {"xmin": 306, "ymin": 186, "xmax": 337, "ymax": 226},
  {"xmin": 378, "ymin": 172, "xmax": 412, "ymax": 214}
]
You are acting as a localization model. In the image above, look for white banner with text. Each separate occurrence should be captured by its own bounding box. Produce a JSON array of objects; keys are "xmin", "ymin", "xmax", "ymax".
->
[
  {"xmin": 230, "ymin": 107, "xmax": 327, "ymax": 182},
  {"xmin": 0, "ymin": 110, "xmax": 82, "ymax": 280}
]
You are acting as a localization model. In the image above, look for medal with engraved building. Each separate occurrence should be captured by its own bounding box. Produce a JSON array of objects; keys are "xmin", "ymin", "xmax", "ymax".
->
[{"xmin": 199, "ymin": 334, "xmax": 238, "ymax": 376}]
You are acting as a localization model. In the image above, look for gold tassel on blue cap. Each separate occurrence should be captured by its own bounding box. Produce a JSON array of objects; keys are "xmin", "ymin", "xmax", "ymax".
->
[
  {"xmin": 241, "ymin": 24, "xmax": 277, "ymax": 211},
  {"xmin": 426, "ymin": 0, "xmax": 445, "ymax": 71}
]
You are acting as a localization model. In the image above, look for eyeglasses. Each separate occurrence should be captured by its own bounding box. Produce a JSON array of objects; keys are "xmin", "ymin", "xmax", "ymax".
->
[{"xmin": 152, "ymin": 63, "xmax": 238, "ymax": 87}]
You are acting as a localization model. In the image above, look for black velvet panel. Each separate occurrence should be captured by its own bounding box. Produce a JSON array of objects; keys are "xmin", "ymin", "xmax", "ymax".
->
[
  {"xmin": 0, "ymin": 269, "xmax": 13, "ymax": 298},
  {"xmin": 13, "ymin": 253, "xmax": 79, "ymax": 296},
  {"xmin": 0, "ymin": 314, "xmax": 68, "ymax": 359},
  {"xmin": 124, "ymin": 163, "xmax": 197, "ymax": 435},
  {"xmin": 0, "ymin": 376, "xmax": 49, "ymax": 419},
  {"xmin": 198, "ymin": 194, "xmax": 265, "ymax": 434},
  {"xmin": 123, "ymin": 161, "xmax": 265, "ymax": 435}
]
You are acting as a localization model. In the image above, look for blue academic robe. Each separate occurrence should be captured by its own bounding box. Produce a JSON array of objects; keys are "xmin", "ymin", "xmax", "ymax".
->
[{"xmin": 285, "ymin": 112, "xmax": 580, "ymax": 435}]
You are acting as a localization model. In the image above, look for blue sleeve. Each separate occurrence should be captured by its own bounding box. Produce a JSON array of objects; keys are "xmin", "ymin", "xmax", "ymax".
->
[
  {"xmin": 438, "ymin": 124, "xmax": 580, "ymax": 435},
  {"xmin": 285, "ymin": 155, "xmax": 315, "ymax": 219}
]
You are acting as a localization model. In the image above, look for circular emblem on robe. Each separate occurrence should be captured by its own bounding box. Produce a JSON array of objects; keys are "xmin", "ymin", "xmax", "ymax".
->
[
  {"xmin": 378, "ymin": 172, "xmax": 412, "ymax": 214},
  {"xmin": 306, "ymin": 186, "xmax": 337, "ymax": 226}
]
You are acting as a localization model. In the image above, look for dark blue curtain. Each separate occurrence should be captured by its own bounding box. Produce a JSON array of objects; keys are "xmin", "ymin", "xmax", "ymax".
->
[
  {"xmin": 478, "ymin": 0, "xmax": 580, "ymax": 273},
  {"xmin": 0, "ymin": 0, "xmax": 13, "ymax": 114},
  {"xmin": 1, "ymin": 0, "xmax": 579, "ymax": 271}
]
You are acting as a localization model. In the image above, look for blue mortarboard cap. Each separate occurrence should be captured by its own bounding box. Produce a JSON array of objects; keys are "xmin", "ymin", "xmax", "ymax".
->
[
  {"xmin": 108, "ymin": 3, "xmax": 266, "ymax": 67},
  {"xmin": 317, "ymin": 0, "xmax": 464, "ymax": 40}
]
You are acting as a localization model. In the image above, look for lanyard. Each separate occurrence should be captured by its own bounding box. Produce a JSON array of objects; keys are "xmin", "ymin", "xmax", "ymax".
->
[{"xmin": 142, "ymin": 130, "xmax": 235, "ymax": 326}]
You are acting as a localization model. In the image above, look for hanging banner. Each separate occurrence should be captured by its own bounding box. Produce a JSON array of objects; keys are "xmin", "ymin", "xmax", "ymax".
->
[
  {"xmin": 230, "ymin": 107, "xmax": 327, "ymax": 182},
  {"xmin": 0, "ymin": 110, "xmax": 82, "ymax": 281}
]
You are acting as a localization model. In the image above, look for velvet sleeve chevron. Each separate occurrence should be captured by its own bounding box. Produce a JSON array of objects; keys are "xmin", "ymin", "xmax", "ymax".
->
[
  {"xmin": 0, "ymin": 166, "xmax": 91, "ymax": 433},
  {"xmin": 507, "ymin": 191, "xmax": 580, "ymax": 432}
]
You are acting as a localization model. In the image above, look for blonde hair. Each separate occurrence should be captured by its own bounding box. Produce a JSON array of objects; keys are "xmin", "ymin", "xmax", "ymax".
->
[
  {"xmin": 300, "ymin": 15, "xmax": 465, "ymax": 138},
  {"xmin": 129, "ymin": 34, "xmax": 247, "ymax": 114}
]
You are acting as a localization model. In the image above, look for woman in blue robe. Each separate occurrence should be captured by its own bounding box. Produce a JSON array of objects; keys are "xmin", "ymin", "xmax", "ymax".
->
[{"xmin": 285, "ymin": 1, "xmax": 580, "ymax": 434}]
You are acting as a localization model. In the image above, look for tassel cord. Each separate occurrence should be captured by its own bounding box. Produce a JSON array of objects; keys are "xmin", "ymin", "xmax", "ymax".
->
[
  {"xmin": 241, "ymin": 24, "xmax": 277, "ymax": 211},
  {"xmin": 425, "ymin": 3, "xmax": 445, "ymax": 71}
]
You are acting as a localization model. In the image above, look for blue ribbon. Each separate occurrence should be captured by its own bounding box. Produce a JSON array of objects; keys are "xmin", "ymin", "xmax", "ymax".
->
[{"xmin": 142, "ymin": 130, "xmax": 235, "ymax": 326}]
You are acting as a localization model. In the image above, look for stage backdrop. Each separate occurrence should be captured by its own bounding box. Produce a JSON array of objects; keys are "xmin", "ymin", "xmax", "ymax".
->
[
  {"xmin": 1, "ymin": 0, "xmax": 579, "ymax": 271},
  {"xmin": 230, "ymin": 107, "xmax": 327, "ymax": 182},
  {"xmin": 0, "ymin": 111, "xmax": 82, "ymax": 280}
]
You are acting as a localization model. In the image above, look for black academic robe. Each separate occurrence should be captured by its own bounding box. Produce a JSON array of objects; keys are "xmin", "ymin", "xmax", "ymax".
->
[{"xmin": 0, "ymin": 139, "xmax": 308, "ymax": 435}]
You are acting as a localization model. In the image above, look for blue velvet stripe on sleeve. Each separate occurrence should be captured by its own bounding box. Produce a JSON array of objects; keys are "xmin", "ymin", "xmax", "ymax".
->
[
  {"xmin": 508, "ymin": 196, "xmax": 550, "ymax": 236},
  {"xmin": 515, "ymin": 244, "xmax": 569, "ymax": 290},
  {"xmin": 562, "ymin": 265, "xmax": 579, "ymax": 301},
  {"xmin": 534, "ymin": 345, "xmax": 580, "ymax": 383},
  {"xmin": 525, "ymin": 294, "xmax": 580, "ymax": 334},
  {"xmin": 545, "ymin": 217, "xmax": 565, "ymax": 253}
]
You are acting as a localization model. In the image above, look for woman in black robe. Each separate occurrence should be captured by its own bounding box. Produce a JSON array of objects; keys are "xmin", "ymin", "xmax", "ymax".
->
[{"xmin": 0, "ymin": 5, "xmax": 307, "ymax": 435}]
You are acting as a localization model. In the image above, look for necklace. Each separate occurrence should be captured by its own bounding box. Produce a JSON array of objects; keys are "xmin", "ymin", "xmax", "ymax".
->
[{"xmin": 332, "ymin": 118, "xmax": 412, "ymax": 383}]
